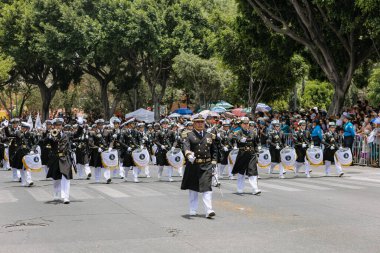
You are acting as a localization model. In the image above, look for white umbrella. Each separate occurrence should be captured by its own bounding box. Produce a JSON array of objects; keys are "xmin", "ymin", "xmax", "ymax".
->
[
  {"xmin": 256, "ymin": 103, "xmax": 271, "ymax": 112},
  {"xmin": 168, "ymin": 113, "xmax": 182, "ymax": 118}
]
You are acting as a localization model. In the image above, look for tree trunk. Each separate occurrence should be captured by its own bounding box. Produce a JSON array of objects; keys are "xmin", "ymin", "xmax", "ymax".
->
[
  {"xmin": 153, "ymin": 96, "xmax": 160, "ymax": 121},
  {"xmin": 301, "ymin": 78, "xmax": 305, "ymax": 97},
  {"xmin": 18, "ymin": 93, "xmax": 29, "ymax": 117},
  {"xmin": 38, "ymin": 83, "xmax": 56, "ymax": 122},
  {"xmin": 100, "ymin": 81, "xmax": 110, "ymax": 120},
  {"xmin": 293, "ymin": 83, "xmax": 298, "ymax": 111},
  {"xmin": 328, "ymin": 80, "xmax": 350, "ymax": 115}
]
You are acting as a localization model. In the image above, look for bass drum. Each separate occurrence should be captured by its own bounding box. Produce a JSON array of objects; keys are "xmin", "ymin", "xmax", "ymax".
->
[
  {"xmin": 166, "ymin": 148, "xmax": 184, "ymax": 169},
  {"xmin": 22, "ymin": 154, "xmax": 42, "ymax": 172},
  {"xmin": 280, "ymin": 147, "xmax": 296, "ymax": 169},
  {"xmin": 228, "ymin": 149, "xmax": 239, "ymax": 167},
  {"xmin": 101, "ymin": 149, "xmax": 119, "ymax": 170},
  {"xmin": 132, "ymin": 148, "xmax": 150, "ymax": 168},
  {"xmin": 335, "ymin": 148, "xmax": 352, "ymax": 166},
  {"xmin": 306, "ymin": 146, "xmax": 324, "ymax": 166},
  {"xmin": 258, "ymin": 147, "xmax": 271, "ymax": 168}
]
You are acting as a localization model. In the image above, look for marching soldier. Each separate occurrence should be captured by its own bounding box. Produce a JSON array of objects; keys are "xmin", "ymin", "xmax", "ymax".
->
[
  {"xmin": 293, "ymin": 120, "xmax": 312, "ymax": 178},
  {"xmin": 232, "ymin": 117, "xmax": 261, "ymax": 195},
  {"xmin": 0, "ymin": 121, "xmax": 10, "ymax": 171},
  {"xmin": 120, "ymin": 119, "xmax": 138, "ymax": 181},
  {"xmin": 110, "ymin": 118, "xmax": 124, "ymax": 179},
  {"xmin": 146, "ymin": 124, "xmax": 156, "ymax": 165},
  {"xmin": 322, "ymin": 122, "xmax": 344, "ymax": 177},
  {"xmin": 133, "ymin": 122, "xmax": 150, "ymax": 182},
  {"xmin": 181, "ymin": 114, "xmax": 217, "ymax": 218},
  {"xmin": 4, "ymin": 118, "xmax": 22, "ymax": 181},
  {"xmin": 154, "ymin": 119, "xmax": 175, "ymax": 182},
  {"xmin": 171, "ymin": 123, "xmax": 184, "ymax": 177},
  {"xmin": 74, "ymin": 119, "xmax": 92, "ymax": 180},
  {"xmin": 267, "ymin": 121, "xmax": 286, "ymax": 178},
  {"xmin": 216, "ymin": 120, "xmax": 233, "ymax": 179},
  {"xmin": 39, "ymin": 120, "xmax": 53, "ymax": 177},
  {"xmin": 46, "ymin": 118, "xmax": 82, "ymax": 204},
  {"xmin": 88, "ymin": 119, "xmax": 112, "ymax": 184},
  {"xmin": 6, "ymin": 122, "xmax": 38, "ymax": 186}
]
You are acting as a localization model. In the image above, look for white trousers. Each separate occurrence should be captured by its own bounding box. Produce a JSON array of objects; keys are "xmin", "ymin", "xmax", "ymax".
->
[
  {"xmin": 2, "ymin": 159, "xmax": 10, "ymax": 170},
  {"xmin": 144, "ymin": 166, "xmax": 150, "ymax": 177},
  {"xmin": 158, "ymin": 166, "xmax": 173, "ymax": 179},
  {"xmin": 53, "ymin": 175, "xmax": 70, "ymax": 200},
  {"xmin": 151, "ymin": 155, "xmax": 156, "ymax": 165},
  {"xmin": 133, "ymin": 167, "xmax": 141, "ymax": 179},
  {"xmin": 112, "ymin": 163, "xmax": 125, "ymax": 178},
  {"xmin": 325, "ymin": 156, "xmax": 343, "ymax": 175},
  {"xmin": 295, "ymin": 160, "xmax": 311, "ymax": 176},
  {"xmin": 269, "ymin": 163, "xmax": 285, "ymax": 176},
  {"xmin": 94, "ymin": 167, "xmax": 111, "ymax": 182},
  {"xmin": 218, "ymin": 164, "xmax": 227, "ymax": 178},
  {"xmin": 189, "ymin": 190, "xmax": 213, "ymax": 214},
  {"xmin": 43, "ymin": 165, "xmax": 49, "ymax": 177},
  {"xmin": 77, "ymin": 164, "xmax": 92, "ymax": 179},
  {"xmin": 237, "ymin": 174, "xmax": 260, "ymax": 193},
  {"xmin": 20, "ymin": 169, "xmax": 32, "ymax": 186},
  {"xmin": 12, "ymin": 168, "xmax": 21, "ymax": 181},
  {"xmin": 123, "ymin": 166, "xmax": 131, "ymax": 180},
  {"xmin": 177, "ymin": 166, "xmax": 183, "ymax": 177}
]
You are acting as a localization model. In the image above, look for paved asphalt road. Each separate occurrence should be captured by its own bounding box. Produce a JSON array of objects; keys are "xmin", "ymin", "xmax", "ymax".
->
[{"xmin": 0, "ymin": 165, "xmax": 379, "ymax": 253}]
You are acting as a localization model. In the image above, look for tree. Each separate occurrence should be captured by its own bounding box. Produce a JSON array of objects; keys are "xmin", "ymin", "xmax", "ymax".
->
[
  {"xmin": 0, "ymin": 0, "xmax": 82, "ymax": 121},
  {"xmin": 367, "ymin": 64, "xmax": 380, "ymax": 107},
  {"xmin": 241, "ymin": 0, "xmax": 380, "ymax": 114},
  {"xmin": 217, "ymin": 3, "xmax": 297, "ymax": 111},
  {"xmin": 126, "ymin": 0, "xmax": 214, "ymax": 120},
  {"xmin": 45, "ymin": 0, "xmax": 137, "ymax": 119},
  {"xmin": 173, "ymin": 51, "xmax": 233, "ymax": 109},
  {"xmin": 289, "ymin": 54, "xmax": 310, "ymax": 110}
]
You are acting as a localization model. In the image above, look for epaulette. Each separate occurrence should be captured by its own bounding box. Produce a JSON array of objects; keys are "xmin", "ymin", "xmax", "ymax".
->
[{"xmin": 211, "ymin": 133, "xmax": 216, "ymax": 140}]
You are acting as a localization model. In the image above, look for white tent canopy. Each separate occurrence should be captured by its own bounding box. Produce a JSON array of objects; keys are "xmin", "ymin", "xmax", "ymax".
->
[{"xmin": 125, "ymin": 108, "xmax": 155, "ymax": 123}]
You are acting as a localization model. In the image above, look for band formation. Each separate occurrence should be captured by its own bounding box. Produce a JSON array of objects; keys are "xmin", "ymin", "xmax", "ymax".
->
[{"xmin": 0, "ymin": 113, "xmax": 354, "ymax": 219}]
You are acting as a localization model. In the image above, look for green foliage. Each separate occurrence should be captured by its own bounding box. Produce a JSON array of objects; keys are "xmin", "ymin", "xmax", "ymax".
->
[
  {"xmin": 300, "ymin": 80, "xmax": 334, "ymax": 110},
  {"xmin": 367, "ymin": 64, "xmax": 380, "ymax": 106},
  {"xmin": 0, "ymin": 51, "xmax": 13, "ymax": 83},
  {"xmin": 216, "ymin": 2, "xmax": 298, "ymax": 107},
  {"xmin": 173, "ymin": 50, "xmax": 234, "ymax": 108}
]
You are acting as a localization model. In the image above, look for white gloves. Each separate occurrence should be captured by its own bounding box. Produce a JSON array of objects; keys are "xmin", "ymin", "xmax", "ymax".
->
[
  {"xmin": 3, "ymin": 120, "xmax": 8, "ymax": 127},
  {"xmin": 330, "ymin": 145, "xmax": 335, "ymax": 150},
  {"xmin": 98, "ymin": 148, "xmax": 103, "ymax": 153},
  {"xmin": 29, "ymin": 151, "xmax": 35, "ymax": 155},
  {"xmin": 127, "ymin": 147, "xmax": 132, "ymax": 152},
  {"xmin": 276, "ymin": 145, "xmax": 281, "ymax": 150},
  {"xmin": 302, "ymin": 143, "xmax": 307, "ymax": 148},
  {"xmin": 206, "ymin": 128, "xmax": 212, "ymax": 133},
  {"xmin": 241, "ymin": 137, "xmax": 247, "ymax": 143},
  {"xmin": 233, "ymin": 146, "xmax": 238, "ymax": 150},
  {"xmin": 140, "ymin": 145, "xmax": 144, "ymax": 150},
  {"xmin": 188, "ymin": 155, "xmax": 196, "ymax": 164},
  {"xmin": 217, "ymin": 133, "xmax": 221, "ymax": 138},
  {"xmin": 112, "ymin": 134, "xmax": 117, "ymax": 139},
  {"xmin": 223, "ymin": 146, "xmax": 228, "ymax": 152},
  {"xmin": 77, "ymin": 118, "xmax": 84, "ymax": 125},
  {"xmin": 171, "ymin": 147, "xmax": 175, "ymax": 152},
  {"xmin": 161, "ymin": 145, "xmax": 166, "ymax": 150},
  {"xmin": 258, "ymin": 146, "xmax": 262, "ymax": 151},
  {"xmin": 108, "ymin": 147, "xmax": 112, "ymax": 152}
]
